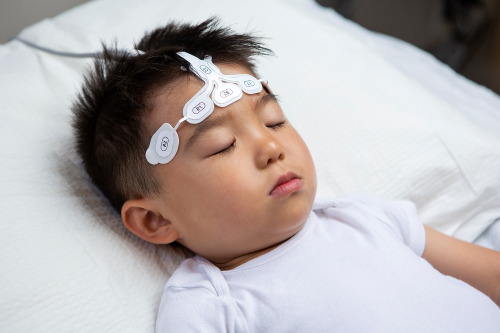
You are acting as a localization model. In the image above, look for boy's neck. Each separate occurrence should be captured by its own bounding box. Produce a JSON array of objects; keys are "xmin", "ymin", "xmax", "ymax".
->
[{"xmin": 211, "ymin": 237, "xmax": 291, "ymax": 271}]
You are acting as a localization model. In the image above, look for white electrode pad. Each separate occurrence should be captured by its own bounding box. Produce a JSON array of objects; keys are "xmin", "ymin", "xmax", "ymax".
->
[
  {"xmin": 145, "ymin": 51, "xmax": 267, "ymax": 165},
  {"xmin": 145, "ymin": 123, "xmax": 179, "ymax": 165}
]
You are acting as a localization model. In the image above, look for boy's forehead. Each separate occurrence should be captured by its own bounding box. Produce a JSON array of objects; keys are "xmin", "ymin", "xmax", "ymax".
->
[{"xmin": 147, "ymin": 62, "xmax": 259, "ymax": 136}]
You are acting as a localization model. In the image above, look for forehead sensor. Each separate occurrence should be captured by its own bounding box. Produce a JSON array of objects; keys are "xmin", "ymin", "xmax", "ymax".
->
[{"xmin": 145, "ymin": 51, "xmax": 267, "ymax": 165}]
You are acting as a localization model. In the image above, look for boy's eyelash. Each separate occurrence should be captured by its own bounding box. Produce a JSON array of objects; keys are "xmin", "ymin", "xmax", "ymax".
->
[
  {"xmin": 267, "ymin": 121, "xmax": 286, "ymax": 130},
  {"xmin": 214, "ymin": 141, "xmax": 235, "ymax": 155}
]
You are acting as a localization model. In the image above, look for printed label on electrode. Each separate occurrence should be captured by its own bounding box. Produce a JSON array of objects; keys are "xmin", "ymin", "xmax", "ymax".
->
[
  {"xmin": 160, "ymin": 136, "xmax": 169, "ymax": 151},
  {"xmin": 200, "ymin": 65, "xmax": 212, "ymax": 74},
  {"xmin": 156, "ymin": 130, "xmax": 174, "ymax": 157},
  {"xmin": 193, "ymin": 102, "xmax": 206, "ymax": 114},
  {"xmin": 220, "ymin": 88, "xmax": 233, "ymax": 98},
  {"xmin": 244, "ymin": 80, "xmax": 255, "ymax": 87}
]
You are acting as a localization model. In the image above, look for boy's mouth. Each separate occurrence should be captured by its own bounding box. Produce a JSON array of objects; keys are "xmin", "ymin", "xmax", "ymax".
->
[{"xmin": 270, "ymin": 172, "xmax": 303, "ymax": 198}]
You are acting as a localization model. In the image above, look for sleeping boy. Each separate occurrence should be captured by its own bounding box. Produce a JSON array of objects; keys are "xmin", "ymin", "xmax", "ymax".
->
[{"xmin": 72, "ymin": 18, "xmax": 500, "ymax": 332}]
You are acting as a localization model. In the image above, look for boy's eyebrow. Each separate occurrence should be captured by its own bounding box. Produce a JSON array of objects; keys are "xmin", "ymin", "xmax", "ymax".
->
[
  {"xmin": 183, "ymin": 93, "xmax": 279, "ymax": 152},
  {"xmin": 183, "ymin": 111, "xmax": 233, "ymax": 151},
  {"xmin": 255, "ymin": 93, "xmax": 278, "ymax": 111}
]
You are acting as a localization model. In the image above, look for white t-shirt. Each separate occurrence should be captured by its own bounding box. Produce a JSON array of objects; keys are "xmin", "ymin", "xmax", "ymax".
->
[{"xmin": 156, "ymin": 193, "xmax": 500, "ymax": 332}]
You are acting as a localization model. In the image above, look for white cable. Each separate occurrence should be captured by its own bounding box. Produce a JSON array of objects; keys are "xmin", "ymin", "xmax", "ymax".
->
[{"xmin": 174, "ymin": 117, "xmax": 188, "ymax": 131}]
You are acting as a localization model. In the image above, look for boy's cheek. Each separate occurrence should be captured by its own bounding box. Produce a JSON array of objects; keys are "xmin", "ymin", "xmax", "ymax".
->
[
  {"xmin": 291, "ymin": 136, "xmax": 317, "ymax": 197},
  {"xmin": 287, "ymin": 132, "xmax": 315, "ymax": 171}
]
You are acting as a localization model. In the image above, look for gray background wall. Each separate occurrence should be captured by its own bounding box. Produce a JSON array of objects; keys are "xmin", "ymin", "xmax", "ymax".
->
[
  {"xmin": 318, "ymin": 0, "xmax": 500, "ymax": 94},
  {"xmin": 0, "ymin": 0, "xmax": 90, "ymax": 44},
  {"xmin": 1, "ymin": 0, "xmax": 499, "ymax": 94}
]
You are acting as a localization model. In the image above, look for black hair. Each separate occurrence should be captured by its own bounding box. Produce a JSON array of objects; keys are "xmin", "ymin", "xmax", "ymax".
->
[{"xmin": 72, "ymin": 17, "xmax": 273, "ymax": 213}]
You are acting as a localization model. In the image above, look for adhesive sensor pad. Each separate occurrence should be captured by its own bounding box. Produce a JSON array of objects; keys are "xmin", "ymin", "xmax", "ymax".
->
[
  {"xmin": 145, "ymin": 52, "xmax": 267, "ymax": 165},
  {"xmin": 146, "ymin": 123, "xmax": 179, "ymax": 165}
]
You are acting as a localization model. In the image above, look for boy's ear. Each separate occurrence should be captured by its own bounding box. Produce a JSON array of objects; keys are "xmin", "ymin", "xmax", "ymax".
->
[{"xmin": 121, "ymin": 199, "xmax": 179, "ymax": 244}]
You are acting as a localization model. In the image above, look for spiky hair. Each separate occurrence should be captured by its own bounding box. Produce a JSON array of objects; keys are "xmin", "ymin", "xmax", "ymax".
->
[{"xmin": 72, "ymin": 17, "xmax": 272, "ymax": 212}]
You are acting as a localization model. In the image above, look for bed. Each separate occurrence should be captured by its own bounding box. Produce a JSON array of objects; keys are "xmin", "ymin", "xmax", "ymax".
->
[{"xmin": 1, "ymin": 0, "xmax": 499, "ymax": 331}]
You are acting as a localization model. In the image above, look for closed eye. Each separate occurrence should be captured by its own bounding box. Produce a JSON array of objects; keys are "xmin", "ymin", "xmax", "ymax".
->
[
  {"xmin": 214, "ymin": 141, "xmax": 235, "ymax": 155},
  {"xmin": 267, "ymin": 121, "xmax": 286, "ymax": 130}
]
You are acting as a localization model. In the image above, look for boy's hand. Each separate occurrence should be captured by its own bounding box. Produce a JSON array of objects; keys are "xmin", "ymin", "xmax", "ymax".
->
[{"xmin": 423, "ymin": 225, "xmax": 500, "ymax": 307}]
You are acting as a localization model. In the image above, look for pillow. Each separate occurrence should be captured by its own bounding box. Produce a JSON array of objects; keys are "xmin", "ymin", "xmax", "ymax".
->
[
  {"xmin": 1, "ymin": 0, "xmax": 499, "ymax": 331},
  {"xmin": 292, "ymin": 0, "xmax": 500, "ymax": 142}
]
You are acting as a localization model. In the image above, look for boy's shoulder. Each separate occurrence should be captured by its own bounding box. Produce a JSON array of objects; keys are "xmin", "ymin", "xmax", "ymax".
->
[
  {"xmin": 315, "ymin": 192, "xmax": 402, "ymax": 207},
  {"xmin": 313, "ymin": 192, "xmax": 416, "ymax": 221},
  {"xmin": 315, "ymin": 192, "xmax": 425, "ymax": 256},
  {"xmin": 165, "ymin": 256, "xmax": 227, "ymax": 296},
  {"xmin": 157, "ymin": 257, "xmax": 248, "ymax": 332}
]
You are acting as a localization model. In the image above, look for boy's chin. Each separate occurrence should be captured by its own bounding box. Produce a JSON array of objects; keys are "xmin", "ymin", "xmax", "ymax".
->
[
  {"xmin": 284, "ymin": 182, "xmax": 316, "ymax": 211},
  {"xmin": 276, "ymin": 192, "xmax": 316, "ymax": 231}
]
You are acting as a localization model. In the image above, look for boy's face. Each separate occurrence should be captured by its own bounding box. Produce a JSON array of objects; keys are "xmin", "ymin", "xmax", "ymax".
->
[{"xmin": 147, "ymin": 63, "xmax": 317, "ymax": 263}]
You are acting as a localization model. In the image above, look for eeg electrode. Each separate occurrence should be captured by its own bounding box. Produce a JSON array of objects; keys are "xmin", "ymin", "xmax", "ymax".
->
[
  {"xmin": 11, "ymin": 39, "xmax": 261, "ymax": 166},
  {"xmin": 145, "ymin": 51, "xmax": 267, "ymax": 165}
]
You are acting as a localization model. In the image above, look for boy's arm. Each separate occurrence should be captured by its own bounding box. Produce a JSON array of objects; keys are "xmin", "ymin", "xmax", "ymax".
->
[{"xmin": 423, "ymin": 225, "xmax": 500, "ymax": 307}]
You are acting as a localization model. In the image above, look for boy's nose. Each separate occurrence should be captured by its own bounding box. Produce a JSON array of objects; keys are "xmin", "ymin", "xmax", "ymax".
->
[{"xmin": 254, "ymin": 133, "xmax": 284, "ymax": 169}]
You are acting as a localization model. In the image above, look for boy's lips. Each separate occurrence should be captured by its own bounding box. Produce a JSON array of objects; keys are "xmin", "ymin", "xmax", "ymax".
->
[{"xmin": 270, "ymin": 172, "xmax": 303, "ymax": 198}]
